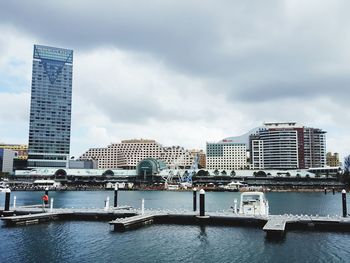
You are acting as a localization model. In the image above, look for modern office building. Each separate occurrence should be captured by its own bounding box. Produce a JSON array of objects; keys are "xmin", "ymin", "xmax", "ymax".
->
[
  {"xmin": 326, "ymin": 152, "xmax": 340, "ymax": 167},
  {"xmin": 208, "ymin": 122, "xmax": 326, "ymax": 170},
  {"xmin": 252, "ymin": 123, "xmax": 299, "ymax": 169},
  {"xmin": 250, "ymin": 123, "xmax": 326, "ymax": 169},
  {"xmin": 27, "ymin": 44, "xmax": 73, "ymax": 168},
  {"xmin": 206, "ymin": 131, "xmax": 250, "ymax": 171},
  {"xmin": 0, "ymin": 144, "xmax": 28, "ymax": 160},
  {"xmin": 0, "ymin": 149, "xmax": 15, "ymax": 173},
  {"xmin": 79, "ymin": 139, "xmax": 203, "ymax": 169}
]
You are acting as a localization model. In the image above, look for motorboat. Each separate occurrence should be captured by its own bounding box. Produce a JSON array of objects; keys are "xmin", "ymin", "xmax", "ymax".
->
[
  {"xmin": 166, "ymin": 184, "xmax": 180, "ymax": 190},
  {"xmin": 0, "ymin": 182, "xmax": 9, "ymax": 192},
  {"xmin": 219, "ymin": 181, "xmax": 246, "ymax": 192},
  {"xmin": 33, "ymin": 179, "xmax": 61, "ymax": 189},
  {"xmin": 105, "ymin": 182, "xmax": 134, "ymax": 190},
  {"xmin": 239, "ymin": 191, "xmax": 269, "ymax": 216}
]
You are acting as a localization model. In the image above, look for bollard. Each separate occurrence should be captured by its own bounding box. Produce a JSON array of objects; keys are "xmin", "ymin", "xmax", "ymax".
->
[
  {"xmin": 13, "ymin": 196, "xmax": 16, "ymax": 209},
  {"xmin": 114, "ymin": 184, "xmax": 118, "ymax": 208},
  {"xmin": 193, "ymin": 188, "xmax": 197, "ymax": 211},
  {"xmin": 333, "ymin": 187, "xmax": 335, "ymax": 195},
  {"xmin": 342, "ymin": 189, "xmax": 347, "ymax": 217},
  {"xmin": 234, "ymin": 198, "xmax": 237, "ymax": 214},
  {"xmin": 141, "ymin": 198, "xmax": 145, "ymax": 215},
  {"xmin": 199, "ymin": 189, "xmax": 205, "ymax": 217},
  {"xmin": 104, "ymin": 196, "xmax": 110, "ymax": 211},
  {"xmin": 324, "ymin": 187, "xmax": 327, "ymax": 195},
  {"xmin": 4, "ymin": 188, "xmax": 11, "ymax": 211},
  {"xmin": 50, "ymin": 198, "xmax": 54, "ymax": 213}
]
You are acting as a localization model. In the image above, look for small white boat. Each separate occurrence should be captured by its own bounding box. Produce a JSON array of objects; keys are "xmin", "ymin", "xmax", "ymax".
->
[
  {"xmin": 179, "ymin": 182, "xmax": 192, "ymax": 189},
  {"xmin": 239, "ymin": 191, "xmax": 269, "ymax": 216},
  {"xmin": 105, "ymin": 182, "xmax": 134, "ymax": 190},
  {"xmin": 219, "ymin": 181, "xmax": 246, "ymax": 191},
  {"xmin": 166, "ymin": 184, "xmax": 180, "ymax": 190},
  {"xmin": 33, "ymin": 180, "xmax": 61, "ymax": 189},
  {"xmin": 0, "ymin": 182, "xmax": 9, "ymax": 192}
]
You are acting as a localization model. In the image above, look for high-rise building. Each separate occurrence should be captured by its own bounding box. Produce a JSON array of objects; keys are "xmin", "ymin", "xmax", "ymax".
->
[
  {"xmin": 207, "ymin": 122, "xmax": 326, "ymax": 170},
  {"xmin": 27, "ymin": 45, "xmax": 73, "ymax": 168},
  {"xmin": 326, "ymin": 152, "xmax": 340, "ymax": 167},
  {"xmin": 250, "ymin": 122, "xmax": 326, "ymax": 169}
]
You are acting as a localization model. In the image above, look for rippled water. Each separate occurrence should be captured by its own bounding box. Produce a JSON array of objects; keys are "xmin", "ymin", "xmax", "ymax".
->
[{"xmin": 1, "ymin": 191, "xmax": 350, "ymax": 262}]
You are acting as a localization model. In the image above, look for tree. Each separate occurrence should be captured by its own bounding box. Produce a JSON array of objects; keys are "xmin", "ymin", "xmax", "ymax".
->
[
  {"xmin": 286, "ymin": 172, "xmax": 291, "ymax": 177},
  {"xmin": 214, "ymin": 169, "xmax": 219, "ymax": 176},
  {"xmin": 230, "ymin": 170, "xmax": 236, "ymax": 177},
  {"xmin": 255, "ymin": 171, "xmax": 267, "ymax": 177},
  {"xmin": 0, "ymin": 172, "xmax": 9, "ymax": 179},
  {"xmin": 296, "ymin": 173, "xmax": 301, "ymax": 178},
  {"xmin": 196, "ymin": 170, "xmax": 207, "ymax": 177},
  {"xmin": 221, "ymin": 170, "xmax": 227, "ymax": 176},
  {"xmin": 326, "ymin": 171, "xmax": 330, "ymax": 178},
  {"xmin": 339, "ymin": 170, "xmax": 350, "ymax": 186}
]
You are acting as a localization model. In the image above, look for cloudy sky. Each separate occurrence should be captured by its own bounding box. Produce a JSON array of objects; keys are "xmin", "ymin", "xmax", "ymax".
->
[{"xmin": 0, "ymin": 0, "xmax": 349, "ymax": 159}]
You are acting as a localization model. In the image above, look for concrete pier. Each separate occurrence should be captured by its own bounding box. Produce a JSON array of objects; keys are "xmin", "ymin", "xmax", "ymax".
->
[
  {"xmin": 0, "ymin": 205, "xmax": 134, "ymax": 226},
  {"xmin": 4, "ymin": 205, "xmax": 350, "ymax": 240},
  {"xmin": 263, "ymin": 218, "xmax": 287, "ymax": 238}
]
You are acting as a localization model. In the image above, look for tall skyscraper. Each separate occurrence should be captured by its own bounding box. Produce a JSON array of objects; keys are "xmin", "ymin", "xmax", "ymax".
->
[{"xmin": 27, "ymin": 45, "xmax": 73, "ymax": 168}]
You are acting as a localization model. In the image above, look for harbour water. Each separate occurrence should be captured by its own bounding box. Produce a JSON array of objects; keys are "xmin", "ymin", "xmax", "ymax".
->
[{"xmin": 1, "ymin": 191, "xmax": 350, "ymax": 262}]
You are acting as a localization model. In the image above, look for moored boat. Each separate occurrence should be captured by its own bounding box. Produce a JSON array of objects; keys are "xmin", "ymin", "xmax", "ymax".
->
[
  {"xmin": 219, "ymin": 181, "xmax": 246, "ymax": 192},
  {"xmin": 239, "ymin": 191, "xmax": 269, "ymax": 216}
]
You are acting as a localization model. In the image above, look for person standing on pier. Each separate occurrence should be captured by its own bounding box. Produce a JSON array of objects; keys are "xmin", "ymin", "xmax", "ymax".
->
[{"xmin": 42, "ymin": 194, "xmax": 49, "ymax": 206}]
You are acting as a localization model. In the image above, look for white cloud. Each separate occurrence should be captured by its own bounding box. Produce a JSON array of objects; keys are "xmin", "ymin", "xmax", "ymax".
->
[{"xmin": 0, "ymin": 1, "xmax": 350, "ymax": 161}]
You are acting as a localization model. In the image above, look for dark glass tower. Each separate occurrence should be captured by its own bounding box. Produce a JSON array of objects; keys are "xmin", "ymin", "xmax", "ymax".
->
[{"xmin": 28, "ymin": 45, "xmax": 73, "ymax": 168}]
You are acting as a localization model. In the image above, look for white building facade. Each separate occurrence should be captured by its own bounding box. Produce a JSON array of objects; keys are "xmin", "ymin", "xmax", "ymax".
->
[
  {"xmin": 79, "ymin": 139, "xmax": 202, "ymax": 169},
  {"xmin": 0, "ymin": 148, "xmax": 15, "ymax": 173},
  {"xmin": 207, "ymin": 122, "xmax": 326, "ymax": 170},
  {"xmin": 206, "ymin": 141, "xmax": 247, "ymax": 171}
]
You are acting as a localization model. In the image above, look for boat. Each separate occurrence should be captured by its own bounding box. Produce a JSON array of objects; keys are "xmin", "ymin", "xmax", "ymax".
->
[
  {"xmin": 105, "ymin": 182, "xmax": 134, "ymax": 190},
  {"xmin": 33, "ymin": 179, "xmax": 61, "ymax": 189},
  {"xmin": 166, "ymin": 184, "xmax": 180, "ymax": 190},
  {"xmin": 239, "ymin": 191, "xmax": 269, "ymax": 216},
  {"xmin": 179, "ymin": 182, "xmax": 192, "ymax": 189},
  {"xmin": 0, "ymin": 182, "xmax": 9, "ymax": 192},
  {"xmin": 239, "ymin": 185, "xmax": 265, "ymax": 192},
  {"xmin": 219, "ymin": 181, "xmax": 246, "ymax": 192}
]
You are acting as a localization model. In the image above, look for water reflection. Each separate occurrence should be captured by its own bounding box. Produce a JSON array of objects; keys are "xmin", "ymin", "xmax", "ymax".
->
[{"xmin": 198, "ymin": 225, "xmax": 209, "ymax": 245}]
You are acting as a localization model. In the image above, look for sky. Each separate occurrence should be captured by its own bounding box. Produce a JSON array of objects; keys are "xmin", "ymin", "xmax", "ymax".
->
[{"xmin": 0, "ymin": 0, "xmax": 349, "ymax": 160}]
